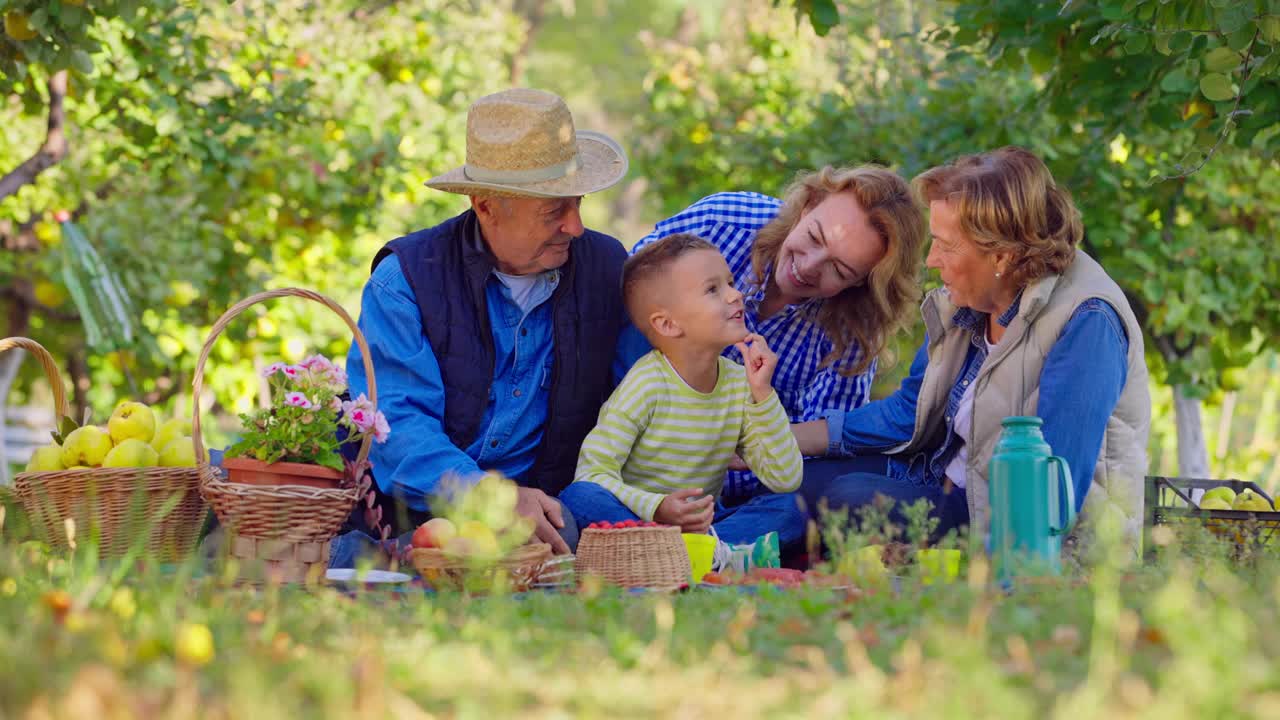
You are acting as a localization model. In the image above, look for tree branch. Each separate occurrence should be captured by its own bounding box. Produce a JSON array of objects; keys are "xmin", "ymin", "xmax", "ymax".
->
[
  {"xmin": 0, "ymin": 283, "xmax": 80, "ymax": 323},
  {"xmin": 0, "ymin": 71, "xmax": 69, "ymax": 202},
  {"xmin": 1151, "ymin": 28, "xmax": 1260, "ymax": 184},
  {"xmin": 509, "ymin": 0, "xmax": 550, "ymax": 85}
]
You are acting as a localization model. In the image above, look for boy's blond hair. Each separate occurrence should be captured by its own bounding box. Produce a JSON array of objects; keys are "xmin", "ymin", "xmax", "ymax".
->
[{"xmin": 622, "ymin": 233, "xmax": 717, "ymax": 341}]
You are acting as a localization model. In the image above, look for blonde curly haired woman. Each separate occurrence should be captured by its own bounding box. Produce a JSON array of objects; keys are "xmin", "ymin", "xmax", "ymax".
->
[{"xmin": 633, "ymin": 165, "xmax": 927, "ymax": 518}]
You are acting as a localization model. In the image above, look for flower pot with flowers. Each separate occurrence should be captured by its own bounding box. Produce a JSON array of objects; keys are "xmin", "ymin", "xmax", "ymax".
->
[
  {"xmin": 193, "ymin": 288, "xmax": 388, "ymax": 584},
  {"xmin": 221, "ymin": 356, "xmax": 389, "ymax": 489}
]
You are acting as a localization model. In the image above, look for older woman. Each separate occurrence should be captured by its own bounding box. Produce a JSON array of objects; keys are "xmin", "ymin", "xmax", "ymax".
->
[
  {"xmin": 794, "ymin": 147, "xmax": 1150, "ymax": 554},
  {"xmin": 635, "ymin": 166, "xmax": 927, "ymax": 506}
]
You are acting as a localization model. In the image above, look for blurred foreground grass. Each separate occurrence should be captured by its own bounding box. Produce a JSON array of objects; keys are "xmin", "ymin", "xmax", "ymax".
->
[{"xmin": 2, "ymin": 498, "xmax": 1280, "ymax": 719}]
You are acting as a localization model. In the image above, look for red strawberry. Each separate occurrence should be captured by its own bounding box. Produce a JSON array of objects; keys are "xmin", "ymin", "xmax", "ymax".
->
[{"xmin": 599, "ymin": 521, "xmax": 613, "ymax": 529}]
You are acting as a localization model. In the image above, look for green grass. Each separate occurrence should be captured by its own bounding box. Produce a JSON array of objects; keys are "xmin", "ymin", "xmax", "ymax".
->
[{"xmin": 3, "ymin": 499, "xmax": 1280, "ymax": 718}]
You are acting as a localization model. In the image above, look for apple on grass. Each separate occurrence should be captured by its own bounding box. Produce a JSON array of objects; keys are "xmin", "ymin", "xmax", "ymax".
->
[{"xmin": 411, "ymin": 518, "xmax": 458, "ymax": 549}]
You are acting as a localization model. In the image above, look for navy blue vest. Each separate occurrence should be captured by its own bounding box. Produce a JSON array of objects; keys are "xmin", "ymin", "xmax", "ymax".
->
[{"xmin": 373, "ymin": 209, "xmax": 626, "ymax": 497}]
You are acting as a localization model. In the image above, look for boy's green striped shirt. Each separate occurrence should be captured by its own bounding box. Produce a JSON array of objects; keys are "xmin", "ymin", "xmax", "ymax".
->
[{"xmin": 573, "ymin": 350, "xmax": 804, "ymax": 520}]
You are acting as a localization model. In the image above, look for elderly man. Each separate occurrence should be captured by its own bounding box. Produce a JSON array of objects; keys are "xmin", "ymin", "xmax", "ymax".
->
[{"xmin": 334, "ymin": 89, "xmax": 637, "ymax": 563}]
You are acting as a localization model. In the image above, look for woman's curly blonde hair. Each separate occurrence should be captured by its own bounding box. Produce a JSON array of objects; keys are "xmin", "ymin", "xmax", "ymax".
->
[
  {"xmin": 914, "ymin": 146, "xmax": 1082, "ymax": 288},
  {"xmin": 750, "ymin": 166, "xmax": 926, "ymax": 375}
]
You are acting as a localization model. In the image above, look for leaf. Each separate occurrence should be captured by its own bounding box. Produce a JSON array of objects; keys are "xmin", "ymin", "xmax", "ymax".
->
[
  {"xmin": 70, "ymin": 50, "xmax": 94, "ymax": 75},
  {"xmin": 155, "ymin": 112, "xmax": 180, "ymax": 136},
  {"xmin": 1262, "ymin": 17, "xmax": 1280, "ymax": 44},
  {"xmin": 1160, "ymin": 67, "xmax": 1193, "ymax": 92},
  {"xmin": 1202, "ymin": 47, "xmax": 1239, "ymax": 73},
  {"xmin": 1169, "ymin": 31, "xmax": 1193, "ymax": 53},
  {"xmin": 1200, "ymin": 72, "xmax": 1236, "ymax": 102}
]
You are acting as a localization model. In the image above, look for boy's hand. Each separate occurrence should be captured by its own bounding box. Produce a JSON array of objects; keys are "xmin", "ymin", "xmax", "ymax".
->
[
  {"xmin": 734, "ymin": 333, "xmax": 778, "ymax": 404},
  {"xmin": 654, "ymin": 488, "xmax": 715, "ymax": 533}
]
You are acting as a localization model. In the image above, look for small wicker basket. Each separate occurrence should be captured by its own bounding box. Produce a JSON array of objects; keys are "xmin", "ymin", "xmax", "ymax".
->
[
  {"xmin": 409, "ymin": 542, "xmax": 553, "ymax": 592},
  {"xmin": 575, "ymin": 525, "xmax": 691, "ymax": 590},
  {"xmin": 194, "ymin": 288, "xmax": 371, "ymax": 584},
  {"xmin": 5, "ymin": 337, "xmax": 205, "ymax": 560}
]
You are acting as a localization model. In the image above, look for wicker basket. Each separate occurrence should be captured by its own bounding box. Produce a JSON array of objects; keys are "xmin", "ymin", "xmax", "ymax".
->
[
  {"xmin": 575, "ymin": 525, "xmax": 691, "ymax": 590},
  {"xmin": 409, "ymin": 542, "xmax": 553, "ymax": 592},
  {"xmin": 194, "ymin": 289, "xmax": 372, "ymax": 584},
  {"xmin": 5, "ymin": 337, "xmax": 205, "ymax": 560}
]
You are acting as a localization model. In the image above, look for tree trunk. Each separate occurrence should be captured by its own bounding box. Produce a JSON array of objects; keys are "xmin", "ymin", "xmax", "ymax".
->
[
  {"xmin": 508, "ymin": 0, "xmax": 550, "ymax": 85},
  {"xmin": 67, "ymin": 351, "xmax": 90, "ymax": 424},
  {"xmin": 1173, "ymin": 385, "xmax": 1210, "ymax": 478}
]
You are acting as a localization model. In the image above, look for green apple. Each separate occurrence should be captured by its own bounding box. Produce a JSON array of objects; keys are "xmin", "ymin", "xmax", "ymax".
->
[
  {"xmin": 108, "ymin": 401, "xmax": 156, "ymax": 444},
  {"xmin": 157, "ymin": 437, "xmax": 205, "ymax": 467},
  {"xmin": 1202, "ymin": 487, "xmax": 1236, "ymax": 506},
  {"xmin": 1199, "ymin": 497, "xmax": 1232, "ymax": 511},
  {"xmin": 1232, "ymin": 490, "xmax": 1272, "ymax": 512},
  {"xmin": 25, "ymin": 444, "xmax": 64, "ymax": 472},
  {"xmin": 61, "ymin": 426, "xmax": 114, "ymax": 468},
  {"xmin": 151, "ymin": 418, "xmax": 192, "ymax": 452},
  {"xmin": 102, "ymin": 439, "xmax": 159, "ymax": 468}
]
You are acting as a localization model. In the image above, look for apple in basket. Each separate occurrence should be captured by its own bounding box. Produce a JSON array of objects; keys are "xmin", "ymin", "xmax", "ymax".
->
[
  {"xmin": 442, "ymin": 520, "xmax": 502, "ymax": 560},
  {"xmin": 411, "ymin": 518, "xmax": 458, "ymax": 549}
]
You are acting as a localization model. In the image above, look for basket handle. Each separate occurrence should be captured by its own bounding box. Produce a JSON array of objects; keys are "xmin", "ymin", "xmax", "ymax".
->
[
  {"xmin": 191, "ymin": 288, "xmax": 379, "ymax": 469},
  {"xmin": 0, "ymin": 337, "xmax": 70, "ymax": 423}
]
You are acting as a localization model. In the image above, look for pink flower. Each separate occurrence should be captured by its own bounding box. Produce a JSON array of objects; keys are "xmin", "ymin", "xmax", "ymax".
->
[
  {"xmin": 329, "ymin": 396, "xmax": 343, "ymax": 412},
  {"xmin": 261, "ymin": 362, "xmax": 284, "ymax": 378},
  {"xmin": 372, "ymin": 411, "xmax": 390, "ymax": 443},
  {"xmin": 282, "ymin": 365, "xmax": 302, "ymax": 380},
  {"xmin": 301, "ymin": 355, "xmax": 334, "ymax": 373},
  {"xmin": 328, "ymin": 364, "xmax": 348, "ymax": 387},
  {"xmin": 284, "ymin": 392, "xmax": 314, "ymax": 409},
  {"xmin": 342, "ymin": 393, "xmax": 376, "ymax": 432}
]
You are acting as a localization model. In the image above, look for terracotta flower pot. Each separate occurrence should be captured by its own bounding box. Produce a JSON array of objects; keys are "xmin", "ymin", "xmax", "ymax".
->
[{"xmin": 222, "ymin": 456, "xmax": 344, "ymax": 489}]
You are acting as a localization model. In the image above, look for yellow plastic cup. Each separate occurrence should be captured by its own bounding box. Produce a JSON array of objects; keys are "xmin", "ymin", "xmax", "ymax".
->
[
  {"xmin": 916, "ymin": 548, "xmax": 962, "ymax": 585},
  {"xmin": 682, "ymin": 533, "xmax": 716, "ymax": 584},
  {"xmin": 836, "ymin": 544, "xmax": 887, "ymax": 587}
]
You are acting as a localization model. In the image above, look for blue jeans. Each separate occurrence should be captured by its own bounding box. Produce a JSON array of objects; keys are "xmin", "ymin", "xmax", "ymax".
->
[
  {"xmin": 799, "ymin": 457, "xmax": 969, "ymax": 544},
  {"xmin": 327, "ymin": 498, "xmax": 580, "ymax": 569},
  {"xmin": 558, "ymin": 481, "xmax": 807, "ymax": 548}
]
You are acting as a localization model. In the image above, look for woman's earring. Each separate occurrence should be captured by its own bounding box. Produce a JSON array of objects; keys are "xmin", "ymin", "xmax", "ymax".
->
[{"xmin": 995, "ymin": 271, "xmax": 1002, "ymax": 279}]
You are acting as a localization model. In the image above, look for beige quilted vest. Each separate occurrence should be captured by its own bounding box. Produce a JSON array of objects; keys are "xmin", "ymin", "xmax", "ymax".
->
[{"xmin": 891, "ymin": 251, "xmax": 1151, "ymax": 556}]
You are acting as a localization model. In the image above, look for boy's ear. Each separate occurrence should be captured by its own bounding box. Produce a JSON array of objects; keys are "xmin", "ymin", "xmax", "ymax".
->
[{"xmin": 648, "ymin": 308, "xmax": 683, "ymax": 339}]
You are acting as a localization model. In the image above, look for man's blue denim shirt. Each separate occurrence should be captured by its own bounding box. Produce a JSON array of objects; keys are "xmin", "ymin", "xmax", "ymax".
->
[
  {"xmin": 823, "ymin": 295, "xmax": 1129, "ymax": 511},
  {"xmin": 347, "ymin": 259, "xmax": 647, "ymax": 513}
]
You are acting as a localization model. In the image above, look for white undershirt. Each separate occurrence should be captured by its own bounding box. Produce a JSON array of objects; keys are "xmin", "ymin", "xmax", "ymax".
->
[
  {"xmin": 943, "ymin": 334, "xmax": 997, "ymax": 490},
  {"xmin": 493, "ymin": 270, "xmax": 550, "ymax": 314}
]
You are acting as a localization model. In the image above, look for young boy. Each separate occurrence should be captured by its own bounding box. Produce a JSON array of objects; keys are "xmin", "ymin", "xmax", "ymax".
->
[{"xmin": 559, "ymin": 233, "xmax": 805, "ymax": 571}]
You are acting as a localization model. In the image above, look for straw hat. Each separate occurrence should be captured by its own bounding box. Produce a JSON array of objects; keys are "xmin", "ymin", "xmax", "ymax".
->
[{"xmin": 425, "ymin": 88, "xmax": 628, "ymax": 199}]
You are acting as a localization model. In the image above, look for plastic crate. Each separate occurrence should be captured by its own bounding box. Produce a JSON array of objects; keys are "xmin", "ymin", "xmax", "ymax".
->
[{"xmin": 1144, "ymin": 476, "xmax": 1280, "ymax": 552}]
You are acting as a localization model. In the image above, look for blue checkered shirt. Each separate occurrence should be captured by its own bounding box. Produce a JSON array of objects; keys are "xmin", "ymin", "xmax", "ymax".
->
[{"xmin": 636, "ymin": 192, "xmax": 876, "ymax": 501}]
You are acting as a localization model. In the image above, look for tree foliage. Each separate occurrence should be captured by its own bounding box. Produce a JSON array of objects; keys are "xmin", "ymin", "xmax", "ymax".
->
[
  {"xmin": 641, "ymin": 0, "xmax": 1280, "ymax": 398},
  {"xmin": 1, "ymin": 0, "xmax": 522, "ymax": 426}
]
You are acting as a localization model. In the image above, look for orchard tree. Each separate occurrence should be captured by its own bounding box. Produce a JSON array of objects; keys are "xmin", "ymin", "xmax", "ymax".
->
[
  {"xmin": 1, "ymin": 0, "xmax": 523, "ymax": 466},
  {"xmin": 645, "ymin": 0, "xmax": 1280, "ymax": 477},
  {"xmin": 938, "ymin": 0, "xmax": 1280, "ymax": 475}
]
